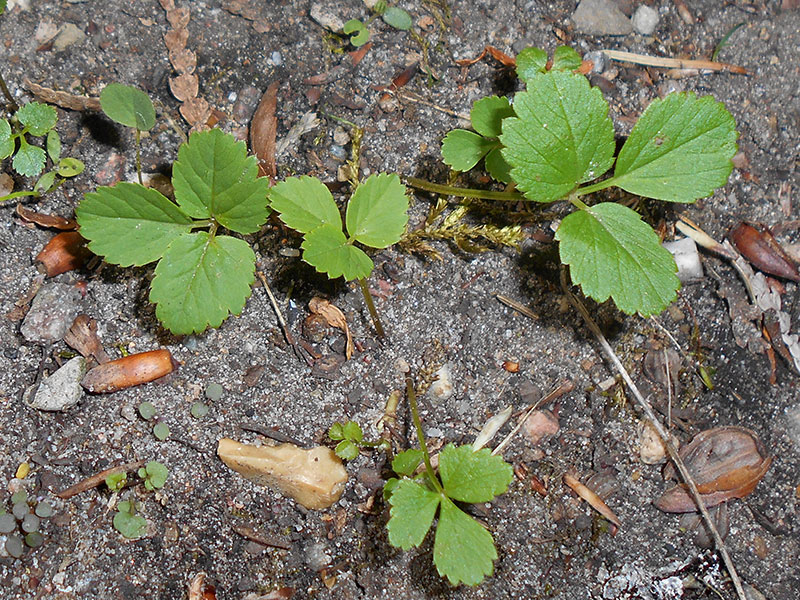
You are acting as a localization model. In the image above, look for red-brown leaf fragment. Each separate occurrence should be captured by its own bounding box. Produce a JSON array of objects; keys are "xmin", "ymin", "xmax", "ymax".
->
[
  {"xmin": 64, "ymin": 314, "xmax": 111, "ymax": 364},
  {"xmin": 250, "ymin": 81, "xmax": 279, "ymax": 179},
  {"xmin": 36, "ymin": 231, "xmax": 91, "ymax": 276},
  {"xmin": 17, "ymin": 204, "xmax": 76, "ymax": 230},
  {"xmin": 730, "ymin": 222, "xmax": 800, "ymax": 282},
  {"xmin": 81, "ymin": 349, "xmax": 178, "ymax": 393}
]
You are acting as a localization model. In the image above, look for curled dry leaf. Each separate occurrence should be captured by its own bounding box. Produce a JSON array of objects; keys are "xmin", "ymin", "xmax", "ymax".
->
[
  {"xmin": 250, "ymin": 81, "xmax": 279, "ymax": 179},
  {"xmin": 17, "ymin": 204, "xmax": 76, "ymax": 230},
  {"xmin": 64, "ymin": 314, "xmax": 111, "ymax": 364},
  {"xmin": 81, "ymin": 349, "xmax": 178, "ymax": 393},
  {"xmin": 472, "ymin": 406, "xmax": 512, "ymax": 451},
  {"xmin": 187, "ymin": 572, "xmax": 216, "ymax": 600},
  {"xmin": 36, "ymin": 231, "xmax": 91, "ymax": 276},
  {"xmin": 730, "ymin": 222, "xmax": 800, "ymax": 282},
  {"xmin": 563, "ymin": 472, "xmax": 621, "ymax": 528},
  {"xmin": 217, "ymin": 439, "xmax": 348, "ymax": 510},
  {"xmin": 655, "ymin": 426, "xmax": 772, "ymax": 513},
  {"xmin": 169, "ymin": 73, "xmax": 199, "ymax": 102},
  {"xmin": 308, "ymin": 297, "xmax": 353, "ymax": 360}
]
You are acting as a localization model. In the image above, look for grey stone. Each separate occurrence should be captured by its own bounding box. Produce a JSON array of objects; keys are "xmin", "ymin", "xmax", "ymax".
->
[
  {"xmin": 21, "ymin": 283, "xmax": 82, "ymax": 344},
  {"xmin": 53, "ymin": 23, "xmax": 86, "ymax": 52},
  {"xmin": 24, "ymin": 356, "xmax": 86, "ymax": 411},
  {"xmin": 632, "ymin": 5, "xmax": 659, "ymax": 35},
  {"xmin": 572, "ymin": 0, "xmax": 633, "ymax": 36}
]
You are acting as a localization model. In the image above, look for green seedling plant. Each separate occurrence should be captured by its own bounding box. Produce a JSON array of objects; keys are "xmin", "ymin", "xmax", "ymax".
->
[
  {"xmin": 328, "ymin": 420, "xmax": 391, "ymax": 460},
  {"xmin": 113, "ymin": 500, "xmax": 147, "ymax": 539},
  {"xmin": 106, "ymin": 461, "xmax": 168, "ymax": 538},
  {"xmin": 269, "ymin": 173, "xmax": 409, "ymax": 337},
  {"xmin": 341, "ymin": 2, "xmax": 412, "ymax": 49},
  {"xmin": 416, "ymin": 45, "xmax": 738, "ymax": 317},
  {"xmin": 99, "ymin": 83, "xmax": 156, "ymax": 184},
  {"xmin": 105, "ymin": 472, "xmax": 127, "ymax": 492},
  {"xmin": 0, "ymin": 102, "xmax": 85, "ymax": 201},
  {"xmin": 385, "ymin": 377, "xmax": 513, "ymax": 586},
  {"xmin": 76, "ymin": 128, "xmax": 270, "ymax": 334},
  {"xmin": 0, "ymin": 488, "xmax": 53, "ymax": 558},
  {"xmin": 138, "ymin": 461, "xmax": 169, "ymax": 491}
]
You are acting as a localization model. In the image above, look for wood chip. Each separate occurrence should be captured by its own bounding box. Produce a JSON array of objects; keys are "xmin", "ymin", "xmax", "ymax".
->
[
  {"xmin": 250, "ymin": 81, "xmax": 278, "ymax": 179},
  {"xmin": 169, "ymin": 73, "xmax": 199, "ymax": 102}
]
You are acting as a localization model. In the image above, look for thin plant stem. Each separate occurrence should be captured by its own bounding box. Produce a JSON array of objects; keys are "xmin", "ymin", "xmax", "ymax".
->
[
  {"xmin": 134, "ymin": 128, "xmax": 143, "ymax": 185},
  {"xmin": 573, "ymin": 177, "xmax": 616, "ymax": 197},
  {"xmin": 358, "ymin": 278, "xmax": 385, "ymax": 338},
  {"xmin": 559, "ymin": 269, "xmax": 747, "ymax": 600},
  {"xmin": 0, "ymin": 71, "xmax": 18, "ymax": 113},
  {"xmin": 405, "ymin": 374, "xmax": 443, "ymax": 494},
  {"xmin": 405, "ymin": 176, "xmax": 525, "ymax": 201}
]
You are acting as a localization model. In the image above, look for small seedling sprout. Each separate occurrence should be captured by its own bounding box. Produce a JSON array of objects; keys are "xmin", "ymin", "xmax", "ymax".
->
[{"xmin": 99, "ymin": 83, "xmax": 156, "ymax": 184}]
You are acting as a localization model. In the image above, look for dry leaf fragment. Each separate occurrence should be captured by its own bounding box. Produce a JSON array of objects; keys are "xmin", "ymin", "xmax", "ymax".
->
[
  {"xmin": 655, "ymin": 426, "xmax": 772, "ymax": 513},
  {"xmin": 188, "ymin": 572, "xmax": 217, "ymax": 600},
  {"xmin": 169, "ymin": 47, "xmax": 197, "ymax": 74},
  {"xmin": 23, "ymin": 78, "xmax": 101, "ymax": 112},
  {"xmin": 17, "ymin": 204, "xmax": 76, "ymax": 230},
  {"xmin": 163, "ymin": 27, "xmax": 188, "ymax": 51},
  {"xmin": 250, "ymin": 81, "xmax": 279, "ymax": 179},
  {"xmin": 217, "ymin": 439, "xmax": 348, "ymax": 510},
  {"xmin": 64, "ymin": 314, "xmax": 111, "ymax": 364},
  {"xmin": 523, "ymin": 409, "xmax": 559, "ymax": 446},
  {"xmin": 308, "ymin": 297, "xmax": 353, "ymax": 359},
  {"xmin": 563, "ymin": 473, "xmax": 621, "ymax": 527},
  {"xmin": 159, "ymin": 0, "xmax": 176, "ymax": 10},
  {"xmin": 167, "ymin": 6, "xmax": 190, "ymax": 29},
  {"xmin": 169, "ymin": 73, "xmax": 199, "ymax": 102},
  {"xmin": 730, "ymin": 222, "xmax": 800, "ymax": 282},
  {"xmin": 0, "ymin": 173, "xmax": 12, "ymax": 197},
  {"xmin": 180, "ymin": 97, "xmax": 211, "ymax": 130},
  {"xmin": 81, "ymin": 349, "xmax": 178, "ymax": 393},
  {"xmin": 36, "ymin": 231, "xmax": 91, "ymax": 276}
]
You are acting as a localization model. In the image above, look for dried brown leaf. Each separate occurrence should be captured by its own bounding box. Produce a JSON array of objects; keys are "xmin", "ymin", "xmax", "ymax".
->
[
  {"xmin": 167, "ymin": 6, "xmax": 190, "ymax": 29},
  {"xmin": 169, "ymin": 47, "xmax": 197, "ymax": 74},
  {"xmin": 159, "ymin": 0, "xmax": 176, "ymax": 11},
  {"xmin": 563, "ymin": 473, "xmax": 621, "ymax": 527},
  {"xmin": 179, "ymin": 96, "xmax": 211, "ymax": 129},
  {"xmin": 23, "ymin": 78, "xmax": 101, "ymax": 112},
  {"xmin": 169, "ymin": 73, "xmax": 199, "ymax": 102},
  {"xmin": 163, "ymin": 28, "xmax": 188, "ymax": 51},
  {"xmin": 250, "ymin": 82, "xmax": 279, "ymax": 179},
  {"xmin": 35, "ymin": 231, "xmax": 91, "ymax": 277},
  {"xmin": 730, "ymin": 222, "xmax": 800, "ymax": 282},
  {"xmin": 308, "ymin": 297, "xmax": 353, "ymax": 359},
  {"xmin": 16, "ymin": 204, "xmax": 76, "ymax": 230},
  {"xmin": 64, "ymin": 314, "xmax": 111, "ymax": 364}
]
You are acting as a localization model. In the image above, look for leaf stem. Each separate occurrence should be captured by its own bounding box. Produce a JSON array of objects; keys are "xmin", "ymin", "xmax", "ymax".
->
[
  {"xmin": 358, "ymin": 277, "xmax": 385, "ymax": 338},
  {"xmin": 568, "ymin": 194, "xmax": 589, "ymax": 211},
  {"xmin": 134, "ymin": 128, "xmax": 142, "ymax": 185},
  {"xmin": 0, "ymin": 71, "xmax": 18, "ymax": 113},
  {"xmin": 0, "ymin": 191, "xmax": 37, "ymax": 202},
  {"xmin": 405, "ymin": 373, "xmax": 443, "ymax": 494},
  {"xmin": 573, "ymin": 177, "xmax": 617, "ymax": 197},
  {"xmin": 405, "ymin": 176, "xmax": 525, "ymax": 201}
]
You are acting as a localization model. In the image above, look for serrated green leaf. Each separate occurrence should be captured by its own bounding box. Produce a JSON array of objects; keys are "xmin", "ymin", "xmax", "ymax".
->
[
  {"xmin": 438, "ymin": 444, "xmax": 513, "ymax": 503},
  {"xmin": 343, "ymin": 19, "xmax": 370, "ymax": 46},
  {"xmin": 342, "ymin": 420, "xmax": 363, "ymax": 442},
  {"xmin": 0, "ymin": 0, "xmax": 6, "ymax": 16},
  {"xmin": 34, "ymin": 170, "xmax": 56, "ymax": 195},
  {"xmin": 441, "ymin": 129, "xmax": 496, "ymax": 172},
  {"xmin": 335, "ymin": 440, "xmax": 360, "ymax": 460},
  {"xmin": 0, "ymin": 119, "xmax": 13, "ymax": 159},
  {"xmin": 611, "ymin": 93, "xmax": 738, "ymax": 203},
  {"xmin": 516, "ymin": 46, "xmax": 548, "ymax": 82},
  {"xmin": 150, "ymin": 232, "xmax": 256, "ymax": 334},
  {"xmin": 329, "ymin": 422, "xmax": 345, "ymax": 440},
  {"xmin": 269, "ymin": 175, "xmax": 342, "ymax": 234},
  {"xmin": 346, "ymin": 173, "xmax": 408, "ymax": 247},
  {"xmin": 485, "ymin": 147, "xmax": 512, "ymax": 183},
  {"xmin": 16, "ymin": 102, "xmax": 57, "ymax": 136},
  {"xmin": 471, "ymin": 96, "xmax": 514, "ymax": 139},
  {"xmin": 556, "ymin": 202, "xmax": 679, "ymax": 316},
  {"xmin": 301, "ymin": 223, "xmax": 373, "ymax": 280},
  {"xmin": 501, "ymin": 71, "xmax": 615, "ymax": 203},
  {"xmin": 142, "ymin": 461, "xmax": 168, "ymax": 489},
  {"xmin": 12, "ymin": 139, "xmax": 45, "ymax": 176},
  {"xmin": 100, "ymin": 83, "xmax": 155, "ymax": 131},
  {"xmin": 76, "ymin": 183, "xmax": 193, "ymax": 266},
  {"xmin": 392, "ymin": 449, "xmax": 424, "ymax": 478},
  {"xmin": 172, "ymin": 128, "xmax": 270, "ymax": 232},
  {"xmin": 551, "ymin": 46, "xmax": 582, "ymax": 71},
  {"xmin": 57, "ymin": 157, "xmax": 85, "ymax": 177},
  {"xmin": 46, "ymin": 130, "xmax": 61, "ymax": 162},
  {"xmin": 387, "ymin": 479, "xmax": 441, "ymax": 550},
  {"xmin": 382, "ymin": 6, "xmax": 412, "ymax": 30},
  {"xmin": 434, "ymin": 497, "xmax": 497, "ymax": 586}
]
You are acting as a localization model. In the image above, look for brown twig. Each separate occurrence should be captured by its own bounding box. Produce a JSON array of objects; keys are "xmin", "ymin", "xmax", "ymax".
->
[
  {"xmin": 56, "ymin": 460, "xmax": 146, "ymax": 499},
  {"xmin": 256, "ymin": 270, "xmax": 312, "ymax": 366},
  {"xmin": 232, "ymin": 524, "xmax": 292, "ymax": 550},
  {"xmin": 602, "ymin": 49, "xmax": 748, "ymax": 75}
]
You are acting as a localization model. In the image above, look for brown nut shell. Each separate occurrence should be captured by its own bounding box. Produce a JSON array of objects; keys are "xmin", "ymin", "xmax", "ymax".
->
[
  {"xmin": 81, "ymin": 349, "xmax": 178, "ymax": 393},
  {"xmin": 36, "ymin": 231, "xmax": 91, "ymax": 276},
  {"xmin": 730, "ymin": 222, "xmax": 800, "ymax": 282}
]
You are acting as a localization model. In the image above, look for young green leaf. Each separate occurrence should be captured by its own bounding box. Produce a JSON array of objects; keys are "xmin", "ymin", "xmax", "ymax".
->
[
  {"xmin": 12, "ymin": 139, "xmax": 46, "ymax": 177},
  {"xmin": 387, "ymin": 479, "xmax": 441, "ymax": 550},
  {"xmin": 301, "ymin": 223, "xmax": 373, "ymax": 280},
  {"xmin": 551, "ymin": 46, "xmax": 582, "ymax": 71},
  {"xmin": 76, "ymin": 183, "xmax": 194, "ymax": 267},
  {"xmin": 269, "ymin": 176, "xmax": 342, "ymax": 234},
  {"xmin": 34, "ymin": 171, "xmax": 56, "ymax": 195},
  {"xmin": 441, "ymin": 129, "xmax": 496, "ymax": 172},
  {"xmin": 100, "ymin": 83, "xmax": 156, "ymax": 131},
  {"xmin": 438, "ymin": 444, "xmax": 513, "ymax": 503},
  {"xmin": 516, "ymin": 46, "xmax": 548, "ymax": 82},
  {"xmin": 343, "ymin": 19, "xmax": 370, "ymax": 47},
  {"xmin": 470, "ymin": 96, "xmax": 514, "ymax": 139},
  {"xmin": 105, "ymin": 472, "xmax": 127, "ymax": 492},
  {"xmin": 484, "ymin": 148, "xmax": 512, "ymax": 184},
  {"xmin": 57, "ymin": 157, "xmax": 85, "ymax": 177},
  {"xmin": 556, "ymin": 202, "xmax": 679, "ymax": 316},
  {"xmin": 139, "ymin": 461, "xmax": 168, "ymax": 490},
  {"xmin": 335, "ymin": 440, "xmax": 360, "ymax": 460},
  {"xmin": 0, "ymin": 0, "xmax": 6, "ymax": 15},
  {"xmin": 611, "ymin": 93, "xmax": 738, "ymax": 203},
  {"xmin": 341, "ymin": 421, "xmax": 363, "ymax": 442},
  {"xmin": 150, "ymin": 232, "xmax": 256, "ymax": 334},
  {"xmin": 113, "ymin": 501, "xmax": 147, "ymax": 539},
  {"xmin": 328, "ymin": 422, "xmax": 345, "ymax": 440},
  {"xmin": 0, "ymin": 119, "xmax": 13, "ymax": 159},
  {"xmin": 382, "ymin": 6, "xmax": 412, "ymax": 30},
  {"xmin": 391, "ymin": 449, "xmax": 424, "ymax": 478},
  {"xmin": 46, "ymin": 130, "xmax": 61, "ymax": 162},
  {"xmin": 172, "ymin": 128, "xmax": 270, "ymax": 232},
  {"xmin": 346, "ymin": 173, "xmax": 409, "ymax": 247},
  {"xmin": 16, "ymin": 102, "xmax": 57, "ymax": 136},
  {"xmin": 501, "ymin": 70, "xmax": 615, "ymax": 203},
  {"xmin": 152, "ymin": 422, "xmax": 170, "ymax": 440},
  {"xmin": 434, "ymin": 497, "xmax": 497, "ymax": 586}
]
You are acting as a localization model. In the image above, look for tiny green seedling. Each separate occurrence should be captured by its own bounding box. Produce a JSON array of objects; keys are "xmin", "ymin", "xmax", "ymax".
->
[
  {"xmin": 152, "ymin": 422, "xmax": 170, "ymax": 441},
  {"xmin": 269, "ymin": 173, "xmax": 409, "ymax": 337},
  {"xmin": 105, "ymin": 472, "xmax": 127, "ymax": 492},
  {"xmin": 76, "ymin": 128, "xmax": 270, "ymax": 334},
  {"xmin": 138, "ymin": 461, "xmax": 168, "ymax": 491},
  {"xmin": 99, "ymin": 83, "xmax": 156, "ymax": 184},
  {"xmin": 385, "ymin": 377, "xmax": 513, "ymax": 586},
  {"xmin": 328, "ymin": 420, "xmax": 391, "ymax": 460},
  {"xmin": 343, "ymin": 19, "xmax": 370, "ymax": 47},
  {"xmin": 373, "ymin": 1, "xmax": 413, "ymax": 31},
  {"xmin": 113, "ymin": 500, "xmax": 147, "ymax": 539}
]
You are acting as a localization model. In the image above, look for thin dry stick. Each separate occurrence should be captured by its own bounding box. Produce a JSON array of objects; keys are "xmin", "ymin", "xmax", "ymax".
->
[
  {"xmin": 559, "ymin": 270, "xmax": 746, "ymax": 600},
  {"xmin": 602, "ymin": 49, "xmax": 749, "ymax": 75},
  {"xmin": 255, "ymin": 270, "xmax": 311, "ymax": 366},
  {"xmin": 56, "ymin": 460, "xmax": 146, "ymax": 499}
]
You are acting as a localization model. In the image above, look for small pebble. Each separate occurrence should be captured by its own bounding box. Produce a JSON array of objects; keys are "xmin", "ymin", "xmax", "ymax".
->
[
  {"xmin": 24, "ymin": 356, "xmax": 86, "ymax": 412},
  {"xmin": 584, "ymin": 51, "xmax": 607, "ymax": 74},
  {"xmin": 664, "ymin": 237, "xmax": 703, "ymax": 283},
  {"xmin": 309, "ymin": 4, "xmax": 344, "ymax": 32},
  {"xmin": 329, "ymin": 144, "xmax": 347, "ymax": 160},
  {"xmin": 21, "ymin": 283, "xmax": 82, "ymax": 344},
  {"xmin": 268, "ymin": 51, "xmax": 283, "ymax": 66},
  {"xmin": 332, "ymin": 126, "xmax": 350, "ymax": 146},
  {"xmin": 571, "ymin": 0, "xmax": 633, "ymax": 36},
  {"xmin": 632, "ymin": 6, "xmax": 659, "ymax": 36},
  {"xmin": 120, "ymin": 405, "xmax": 138, "ymax": 422},
  {"xmin": 53, "ymin": 23, "xmax": 85, "ymax": 52},
  {"xmin": 428, "ymin": 364, "xmax": 454, "ymax": 401}
]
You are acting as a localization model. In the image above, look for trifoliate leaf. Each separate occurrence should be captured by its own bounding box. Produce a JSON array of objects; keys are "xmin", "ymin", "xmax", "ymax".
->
[
  {"xmin": 269, "ymin": 176, "xmax": 342, "ymax": 234},
  {"xmin": 485, "ymin": 147, "xmax": 512, "ymax": 183},
  {"xmin": 150, "ymin": 232, "xmax": 256, "ymax": 334},
  {"xmin": 392, "ymin": 449, "xmax": 424, "ymax": 478},
  {"xmin": 441, "ymin": 129, "xmax": 496, "ymax": 172},
  {"xmin": 434, "ymin": 497, "xmax": 497, "ymax": 586},
  {"xmin": 470, "ymin": 96, "xmax": 514, "ymax": 139},
  {"xmin": 12, "ymin": 139, "xmax": 46, "ymax": 177},
  {"xmin": 556, "ymin": 202, "xmax": 679, "ymax": 316},
  {"xmin": 438, "ymin": 444, "xmax": 513, "ymax": 503},
  {"xmin": 346, "ymin": 173, "xmax": 409, "ymax": 247},
  {"xmin": 46, "ymin": 130, "xmax": 61, "ymax": 162},
  {"xmin": 76, "ymin": 183, "xmax": 193, "ymax": 267},
  {"xmin": 382, "ymin": 6, "xmax": 412, "ymax": 30},
  {"xmin": 343, "ymin": 19, "xmax": 370, "ymax": 47},
  {"xmin": 172, "ymin": 129, "xmax": 269, "ymax": 232},
  {"xmin": 501, "ymin": 71, "xmax": 615, "ymax": 203},
  {"xmin": 387, "ymin": 479, "xmax": 441, "ymax": 550},
  {"xmin": 0, "ymin": 119, "xmax": 13, "ymax": 159},
  {"xmin": 516, "ymin": 46, "xmax": 548, "ymax": 82},
  {"xmin": 611, "ymin": 93, "xmax": 738, "ymax": 203},
  {"xmin": 57, "ymin": 157, "xmax": 85, "ymax": 177},
  {"xmin": 16, "ymin": 102, "xmax": 57, "ymax": 136},
  {"xmin": 551, "ymin": 46, "xmax": 582, "ymax": 71},
  {"xmin": 140, "ymin": 461, "xmax": 168, "ymax": 490},
  {"xmin": 301, "ymin": 223, "xmax": 373, "ymax": 280},
  {"xmin": 100, "ymin": 83, "xmax": 156, "ymax": 131}
]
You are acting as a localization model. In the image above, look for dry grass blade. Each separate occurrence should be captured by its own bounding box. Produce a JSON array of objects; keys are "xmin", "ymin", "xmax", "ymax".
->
[
  {"xmin": 602, "ymin": 49, "xmax": 748, "ymax": 75},
  {"xmin": 250, "ymin": 81, "xmax": 279, "ymax": 180},
  {"xmin": 563, "ymin": 473, "xmax": 621, "ymax": 528}
]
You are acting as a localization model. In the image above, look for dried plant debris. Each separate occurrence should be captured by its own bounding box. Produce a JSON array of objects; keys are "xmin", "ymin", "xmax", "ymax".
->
[
  {"xmin": 16, "ymin": 204, "xmax": 76, "ymax": 229},
  {"xmin": 308, "ymin": 297, "xmax": 353, "ymax": 359},
  {"xmin": 64, "ymin": 314, "xmax": 111, "ymax": 364},
  {"xmin": 35, "ymin": 232, "xmax": 91, "ymax": 277},
  {"xmin": 81, "ymin": 349, "xmax": 178, "ymax": 393},
  {"xmin": 250, "ymin": 82, "xmax": 279, "ymax": 180},
  {"xmin": 730, "ymin": 222, "xmax": 800, "ymax": 282},
  {"xmin": 655, "ymin": 426, "xmax": 771, "ymax": 513},
  {"xmin": 23, "ymin": 78, "xmax": 101, "ymax": 112}
]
